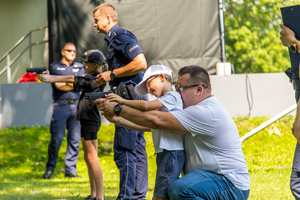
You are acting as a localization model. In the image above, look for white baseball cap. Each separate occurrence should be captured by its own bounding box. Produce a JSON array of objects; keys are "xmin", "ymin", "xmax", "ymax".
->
[{"xmin": 135, "ymin": 65, "xmax": 173, "ymax": 96}]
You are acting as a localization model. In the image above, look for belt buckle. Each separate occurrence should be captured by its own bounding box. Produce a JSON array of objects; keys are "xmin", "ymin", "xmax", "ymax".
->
[{"xmin": 67, "ymin": 100, "xmax": 75, "ymax": 105}]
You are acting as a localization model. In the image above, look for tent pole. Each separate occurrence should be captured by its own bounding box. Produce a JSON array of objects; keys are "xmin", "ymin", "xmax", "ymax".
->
[{"xmin": 218, "ymin": 0, "xmax": 226, "ymax": 62}]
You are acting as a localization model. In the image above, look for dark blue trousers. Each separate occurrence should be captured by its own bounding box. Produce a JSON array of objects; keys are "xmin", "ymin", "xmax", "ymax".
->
[
  {"xmin": 46, "ymin": 102, "xmax": 81, "ymax": 174},
  {"xmin": 114, "ymin": 125, "xmax": 148, "ymax": 200},
  {"xmin": 291, "ymin": 89, "xmax": 300, "ymax": 200}
]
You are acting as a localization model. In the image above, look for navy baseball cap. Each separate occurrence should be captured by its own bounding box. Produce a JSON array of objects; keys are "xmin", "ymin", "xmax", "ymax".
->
[{"xmin": 76, "ymin": 49, "xmax": 105, "ymax": 65}]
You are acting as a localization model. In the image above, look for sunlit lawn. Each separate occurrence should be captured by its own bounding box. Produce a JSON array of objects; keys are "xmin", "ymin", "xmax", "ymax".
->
[{"xmin": 0, "ymin": 116, "xmax": 297, "ymax": 199}]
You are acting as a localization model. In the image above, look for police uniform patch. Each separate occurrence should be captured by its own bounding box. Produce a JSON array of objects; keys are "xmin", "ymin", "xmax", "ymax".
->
[
  {"xmin": 57, "ymin": 67, "xmax": 66, "ymax": 71},
  {"xmin": 129, "ymin": 45, "xmax": 139, "ymax": 52}
]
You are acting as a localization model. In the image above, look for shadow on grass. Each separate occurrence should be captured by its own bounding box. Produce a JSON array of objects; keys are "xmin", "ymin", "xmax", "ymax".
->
[{"xmin": 1, "ymin": 177, "xmax": 119, "ymax": 200}]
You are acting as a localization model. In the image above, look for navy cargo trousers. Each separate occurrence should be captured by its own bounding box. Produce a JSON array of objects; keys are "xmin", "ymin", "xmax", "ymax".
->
[
  {"xmin": 114, "ymin": 125, "xmax": 148, "ymax": 200},
  {"xmin": 46, "ymin": 102, "xmax": 81, "ymax": 174},
  {"xmin": 291, "ymin": 89, "xmax": 300, "ymax": 200}
]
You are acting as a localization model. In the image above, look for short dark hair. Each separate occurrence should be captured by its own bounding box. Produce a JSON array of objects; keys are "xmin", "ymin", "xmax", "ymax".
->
[
  {"xmin": 93, "ymin": 3, "xmax": 118, "ymax": 23},
  {"xmin": 178, "ymin": 65, "xmax": 211, "ymax": 91}
]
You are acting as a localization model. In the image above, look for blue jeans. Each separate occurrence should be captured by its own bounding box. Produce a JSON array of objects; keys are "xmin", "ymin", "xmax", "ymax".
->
[
  {"xmin": 168, "ymin": 169, "xmax": 250, "ymax": 200},
  {"xmin": 155, "ymin": 150, "xmax": 185, "ymax": 198}
]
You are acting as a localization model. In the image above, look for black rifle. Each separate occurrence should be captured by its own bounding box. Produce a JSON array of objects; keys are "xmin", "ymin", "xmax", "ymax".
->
[
  {"xmin": 85, "ymin": 91, "xmax": 113, "ymax": 100},
  {"xmin": 26, "ymin": 67, "xmax": 47, "ymax": 74}
]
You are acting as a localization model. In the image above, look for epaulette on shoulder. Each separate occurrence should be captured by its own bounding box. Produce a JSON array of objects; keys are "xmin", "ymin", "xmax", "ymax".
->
[
  {"xmin": 116, "ymin": 27, "xmax": 127, "ymax": 34},
  {"xmin": 114, "ymin": 28, "xmax": 128, "ymax": 38},
  {"xmin": 50, "ymin": 61, "xmax": 58, "ymax": 67}
]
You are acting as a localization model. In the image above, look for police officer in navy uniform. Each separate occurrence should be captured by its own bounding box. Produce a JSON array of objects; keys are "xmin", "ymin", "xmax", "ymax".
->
[
  {"xmin": 43, "ymin": 42, "xmax": 85, "ymax": 179},
  {"xmin": 93, "ymin": 3, "xmax": 148, "ymax": 200}
]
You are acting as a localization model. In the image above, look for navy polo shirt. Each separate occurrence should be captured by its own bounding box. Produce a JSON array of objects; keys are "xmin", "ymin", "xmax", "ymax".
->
[
  {"xmin": 49, "ymin": 60, "xmax": 85, "ymax": 100},
  {"xmin": 105, "ymin": 24, "xmax": 144, "ymax": 87}
]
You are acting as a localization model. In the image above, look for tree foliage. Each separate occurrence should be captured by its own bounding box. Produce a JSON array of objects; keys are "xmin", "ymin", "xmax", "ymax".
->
[{"xmin": 224, "ymin": 0, "xmax": 300, "ymax": 73}]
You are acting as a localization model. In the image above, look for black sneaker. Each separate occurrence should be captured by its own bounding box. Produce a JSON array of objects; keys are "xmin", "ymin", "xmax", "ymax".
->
[
  {"xmin": 84, "ymin": 195, "xmax": 93, "ymax": 200},
  {"xmin": 65, "ymin": 172, "xmax": 81, "ymax": 178},
  {"xmin": 43, "ymin": 170, "xmax": 54, "ymax": 179}
]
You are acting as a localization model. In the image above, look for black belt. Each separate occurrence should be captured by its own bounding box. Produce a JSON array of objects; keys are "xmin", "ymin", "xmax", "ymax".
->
[
  {"xmin": 54, "ymin": 99, "xmax": 77, "ymax": 104},
  {"xmin": 293, "ymin": 79, "xmax": 300, "ymax": 90}
]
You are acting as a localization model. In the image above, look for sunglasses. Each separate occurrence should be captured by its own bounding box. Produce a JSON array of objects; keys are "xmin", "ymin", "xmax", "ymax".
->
[
  {"xmin": 64, "ymin": 49, "xmax": 76, "ymax": 53},
  {"xmin": 175, "ymin": 84, "xmax": 205, "ymax": 92}
]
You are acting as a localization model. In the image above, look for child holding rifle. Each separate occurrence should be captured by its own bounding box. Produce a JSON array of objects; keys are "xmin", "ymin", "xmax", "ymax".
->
[
  {"xmin": 39, "ymin": 49, "xmax": 106, "ymax": 200},
  {"xmin": 105, "ymin": 65, "xmax": 185, "ymax": 200}
]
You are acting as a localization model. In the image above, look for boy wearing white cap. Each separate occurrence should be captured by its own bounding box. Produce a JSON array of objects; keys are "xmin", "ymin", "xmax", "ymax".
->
[{"xmin": 106, "ymin": 64, "xmax": 185, "ymax": 200}]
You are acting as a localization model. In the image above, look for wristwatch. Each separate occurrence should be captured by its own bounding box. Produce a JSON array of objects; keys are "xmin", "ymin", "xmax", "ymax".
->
[
  {"xmin": 110, "ymin": 70, "xmax": 116, "ymax": 80},
  {"xmin": 290, "ymin": 39, "xmax": 299, "ymax": 53},
  {"xmin": 114, "ymin": 103, "xmax": 123, "ymax": 116}
]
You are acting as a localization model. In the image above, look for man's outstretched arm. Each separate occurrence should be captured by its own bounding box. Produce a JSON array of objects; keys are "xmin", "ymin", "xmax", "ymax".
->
[
  {"xmin": 105, "ymin": 114, "xmax": 151, "ymax": 132},
  {"xmin": 38, "ymin": 74, "xmax": 75, "ymax": 91},
  {"xmin": 95, "ymin": 98, "xmax": 189, "ymax": 134}
]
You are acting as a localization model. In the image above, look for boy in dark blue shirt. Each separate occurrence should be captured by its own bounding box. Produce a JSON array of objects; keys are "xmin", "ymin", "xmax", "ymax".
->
[{"xmin": 39, "ymin": 50, "xmax": 106, "ymax": 200}]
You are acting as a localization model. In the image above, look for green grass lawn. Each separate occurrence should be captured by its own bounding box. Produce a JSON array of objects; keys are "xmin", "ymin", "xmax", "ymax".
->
[{"xmin": 0, "ymin": 116, "xmax": 297, "ymax": 199}]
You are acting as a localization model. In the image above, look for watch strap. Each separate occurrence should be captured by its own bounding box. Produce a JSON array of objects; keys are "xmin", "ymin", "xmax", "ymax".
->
[
  {"xmin": 114, "ymin": 103, "xmax": 123, "ymax": 116},
  {"xmin": 110, "ymin": 70, "xmax": 116, "ymax": 80},
  {"xmin": 290, "ymin": 39, "xmax": 299, "ymax": 53}
]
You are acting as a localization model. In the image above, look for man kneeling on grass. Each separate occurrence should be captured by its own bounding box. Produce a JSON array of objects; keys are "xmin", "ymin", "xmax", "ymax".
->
[{"xmin": 96, "ymin": 65, "xmax": 251, "ymax": 200}]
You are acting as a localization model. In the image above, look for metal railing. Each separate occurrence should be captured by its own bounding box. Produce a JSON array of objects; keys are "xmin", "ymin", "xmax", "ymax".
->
[
  {"xmin": 240, "ymin": 104, "xmax": 297, "ymax": 144},
  {"xmin": 0, "ymin": 26, "xmax": 48, "ymax": 83}
]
